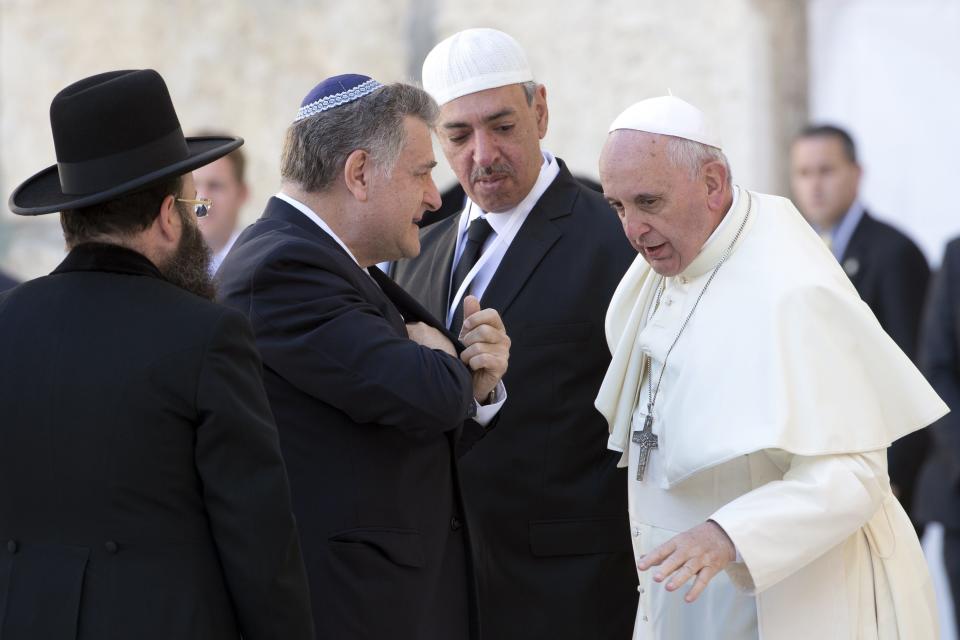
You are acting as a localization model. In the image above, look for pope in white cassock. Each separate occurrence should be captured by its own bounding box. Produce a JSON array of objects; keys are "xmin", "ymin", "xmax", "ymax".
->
[{"xmin": 594, "ymin": 96, "xmax": 947, "ymax": 639}]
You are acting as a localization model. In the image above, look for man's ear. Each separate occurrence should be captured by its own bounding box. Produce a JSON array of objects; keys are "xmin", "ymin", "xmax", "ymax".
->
[
  {"xmin": 534, "ymin": 84, "xmax": 549, "ymax": 139},
  {"xmin": 703, "ymin": 160, "xmax": 729, "ymax": 211},
  {"xmin": 153, "ymin": 194, "xmax": 182, "ymax": 249},
  {"xmin": 343, "ymin": 149, "xmax": 371, "ymax": 202}
]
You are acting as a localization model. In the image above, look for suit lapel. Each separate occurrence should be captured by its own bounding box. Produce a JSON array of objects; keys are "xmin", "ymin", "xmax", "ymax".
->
[
  {"xmin": 480, "ymin": 163, "xmax": 578, "ymax": 316},
  {"xmin": 840, "ymin": 211, "xmax": 871, "ymax": 282},
  {"xmin": 417, "ymin": 216, "xmax": 460, "ymax": 321},
  {"xmin": 369, "ymin": 266, "xmax": 465, "ymax": 353}
]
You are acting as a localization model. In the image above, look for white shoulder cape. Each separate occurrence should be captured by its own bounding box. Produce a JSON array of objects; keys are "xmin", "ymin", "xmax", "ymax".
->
[{"xmin": 595, "ymin": 188, "xmax": 948, "ymax": 488}]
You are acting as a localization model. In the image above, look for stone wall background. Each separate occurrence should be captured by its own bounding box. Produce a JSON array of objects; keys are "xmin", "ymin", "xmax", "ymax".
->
[{"xmin": 0, "ymin": 0, "xmax": 806, "ymax": 279}]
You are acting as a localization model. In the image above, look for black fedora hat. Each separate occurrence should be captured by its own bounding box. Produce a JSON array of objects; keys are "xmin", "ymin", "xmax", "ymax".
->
[{"xmin": 9, "ymin": 69, "xmax": 242, "ymax": 215}]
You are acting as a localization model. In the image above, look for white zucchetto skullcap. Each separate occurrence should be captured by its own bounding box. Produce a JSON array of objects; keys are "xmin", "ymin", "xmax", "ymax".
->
[
  {"xmin": 609, "ymin": 96, "xmax": 722, "ymax": 150},
  {"xmin": 422, "ymin": 28, "xmax": 534, "ymax": 106}
]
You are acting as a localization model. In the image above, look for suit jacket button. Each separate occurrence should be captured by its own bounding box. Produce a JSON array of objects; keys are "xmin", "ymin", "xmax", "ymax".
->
[
  {"xmin": 450, "ymin": 516, "xmax": 462, "ymax": 531},
  {"xmin": 104, "ymin": 540, "xmax": 119, "ymax": 554},
  {"xmin": 6, "ymin": 540, "xmax": 17, "ymax": 554}
]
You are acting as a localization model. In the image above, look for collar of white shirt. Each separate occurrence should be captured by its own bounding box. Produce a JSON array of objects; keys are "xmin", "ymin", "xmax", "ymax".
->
[
  {"xmin": 456, "ymin": 150, "xmax": 560, "ymax": 257},
  {"xmin": 275, "ymin": 191, "xmax": 365, "ymax": 268},
  {"xmin": 445, "ymin": 151, "xmax": 560, "ymax": 325}
]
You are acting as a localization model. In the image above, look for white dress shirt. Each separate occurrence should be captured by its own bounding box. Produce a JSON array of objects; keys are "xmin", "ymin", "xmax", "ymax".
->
[{"xmin": 446, "ymin": 151, "xmax": 560, "ymax": 327}]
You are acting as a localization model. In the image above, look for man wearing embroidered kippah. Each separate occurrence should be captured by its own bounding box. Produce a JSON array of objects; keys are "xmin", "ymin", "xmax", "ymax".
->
[
  {"xmin": 216, "ymin": 74, "xmax": 511, "ymax": 640},
  {"xmin": 391, "ymin": 27, "xmax": 638, "ymax": 640},
  {"xmin": 595, "ymin": 95, "xmax": 943, "ymax": 638}
]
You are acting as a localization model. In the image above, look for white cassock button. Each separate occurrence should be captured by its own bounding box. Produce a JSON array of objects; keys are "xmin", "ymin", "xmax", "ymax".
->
[
  {"xmin": 679, "ymin": 276, "xmax": 688, "ymax": 284},
  {"xmin": 642, "ymin": 615, "xmax": 649, "ymax": 622},
  {"xmin": 664, "ymin": 298, "xmax": 673, "ymax": 306}
]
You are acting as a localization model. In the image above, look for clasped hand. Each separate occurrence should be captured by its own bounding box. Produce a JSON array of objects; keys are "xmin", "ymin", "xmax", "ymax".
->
[{"xmin": 406, "ymin": 295, "xmax": 509, "ymax": 403}]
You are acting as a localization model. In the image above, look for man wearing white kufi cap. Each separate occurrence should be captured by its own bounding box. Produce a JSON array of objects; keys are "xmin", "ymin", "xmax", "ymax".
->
[
  {"xmin": 595, "ymin": 95, "xmax": 945, "ymax": 638},
  {"xmin": 393, "ymin": 27, "xmax": 638, "ymax": 639}
]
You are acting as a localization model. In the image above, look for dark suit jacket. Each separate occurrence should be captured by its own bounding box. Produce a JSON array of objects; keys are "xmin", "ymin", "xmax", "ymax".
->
[
  {"xmin": 840, "ymin": 212, "xmax": 931, "ymax": 519},
  {"xmin": 0, "ymin": 270, "xmax": 17, "ymax": 292},
  {"xmin": 0, "ymin": 243, "xmax": 313, "ymax": 640},
  {"xmin": 217, "ymin": 197, "xmax": 480, "ymax": 640},
  {"xmin": 915, "ymin": 237, "xmax": 960, "ymax": 530},
  {"xmin": 393, "ymin": 161, "xmax": 639, "ymax": 640}
]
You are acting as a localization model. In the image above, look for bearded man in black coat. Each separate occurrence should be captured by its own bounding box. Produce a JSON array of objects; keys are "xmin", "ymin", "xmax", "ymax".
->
[{"xmin": 0, "ymin": 69, "xmax": 313, "ymax": 640}]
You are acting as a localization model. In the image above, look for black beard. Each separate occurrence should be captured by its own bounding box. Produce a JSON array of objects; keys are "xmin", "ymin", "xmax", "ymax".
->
[{"xmin": 160, "ymin": 209, "xmax": 216, "ymax": 300}]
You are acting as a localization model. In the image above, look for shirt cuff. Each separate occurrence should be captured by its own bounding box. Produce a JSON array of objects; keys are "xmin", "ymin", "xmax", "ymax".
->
[{"xmin": 473, "ymin": 381, "xmax": 506, "ymax": 428}]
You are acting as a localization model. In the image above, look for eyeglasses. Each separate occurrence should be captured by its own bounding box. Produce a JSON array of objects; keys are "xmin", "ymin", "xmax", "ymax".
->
[{"xmin": 176, "ymin": 197, "xmax": 213, "ymax": 218}]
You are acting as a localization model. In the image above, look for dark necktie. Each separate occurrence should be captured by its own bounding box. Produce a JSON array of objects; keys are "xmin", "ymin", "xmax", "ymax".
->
[{"xmin": 449, "ymin": 217, "xmax": 494, "ymax": 335}]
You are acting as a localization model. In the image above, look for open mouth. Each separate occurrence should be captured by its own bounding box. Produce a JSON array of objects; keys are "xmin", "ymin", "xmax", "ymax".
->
[{"xmin": 643, "ymin": 242, "xmax": 668, "ymax": 259}]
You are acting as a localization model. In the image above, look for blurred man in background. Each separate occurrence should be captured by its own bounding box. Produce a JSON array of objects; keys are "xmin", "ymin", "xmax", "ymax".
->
[
  {"xmin": 791, "ymin": 124, "xmax": 931, "ymax": 523},
  {"xmin": 916, "ymin": 236, "xmax": 960, "ymax": 636},
  {"xmin": 193, "ymin": 131, "xmax": 248, "ymax": 275}
]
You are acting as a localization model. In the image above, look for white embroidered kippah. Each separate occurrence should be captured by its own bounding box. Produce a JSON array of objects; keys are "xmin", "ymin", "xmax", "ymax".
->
[
  {"xmin": 294, "ymin": 74, "xmax": 383, "ymax": 123},
  {"xmin": 609, "ymin": 96, "xmax": 723, "ymax": 150},
  {"xmin": 422, "ymin": 28, "xmax": 533, "ymax": 106}
]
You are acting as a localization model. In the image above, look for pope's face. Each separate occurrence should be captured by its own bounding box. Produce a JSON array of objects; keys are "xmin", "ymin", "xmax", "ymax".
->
[
  {"xmin": 437, "ymin": 83, "xmax": 548, "ymax": 213},
  {"xmin": 790, "ymin": 136, "xmax": 860, "ymax": 229},
  {"xmin": 600, "ymin": 130, "xmax": 717, "ymax": 277},
  {"xmin": 366, "ymin": 116, "xmax": 442, "ymax": 261}
]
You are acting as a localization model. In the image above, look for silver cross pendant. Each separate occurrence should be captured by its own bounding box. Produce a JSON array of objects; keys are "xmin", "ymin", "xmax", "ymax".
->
[{"xmin": 631, "ymin": 413, "xmax": 659, "ymax": 481}]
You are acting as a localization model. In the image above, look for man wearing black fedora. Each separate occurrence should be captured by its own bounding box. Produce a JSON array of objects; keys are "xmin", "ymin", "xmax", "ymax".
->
[{"xmin": 0, "ymin": 69, "xmax": 314, "ymax": 639}]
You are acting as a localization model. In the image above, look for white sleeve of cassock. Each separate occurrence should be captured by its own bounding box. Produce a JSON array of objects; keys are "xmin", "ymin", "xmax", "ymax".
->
[{"xmin": 708, "ymin": 449, "xmax": 889, "ymax": 594}]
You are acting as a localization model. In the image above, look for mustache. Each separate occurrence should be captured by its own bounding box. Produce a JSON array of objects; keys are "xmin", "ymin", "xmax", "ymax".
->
[{"xmin": 470, "ymin": 162, "xmax": 515, "ymax": 183}]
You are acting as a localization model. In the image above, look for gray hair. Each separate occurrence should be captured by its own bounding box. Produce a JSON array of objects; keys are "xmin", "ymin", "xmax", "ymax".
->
[
  {"xmin": 281, "ymin": 82, "xmax": 439, "ymax": 193},
  {"xmin": 665, "ymin": 137, "xmax": 733, "ymax": 187},
  {"xmin": 521, "ymin": 81, "xmax": 537, "ymax": 105}
]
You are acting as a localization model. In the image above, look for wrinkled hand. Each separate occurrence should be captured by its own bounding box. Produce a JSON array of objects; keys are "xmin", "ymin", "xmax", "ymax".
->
[
  {"xmin": 637, "ymin": 520, "xmax": 735, "ymax": 603},
  {"xmin": 406, "ymin": 321, "xmax": 456, "ymax": 357},
  {"xmin": 459, "ymin": 295, "xmax": 510, "ymax": 403}
]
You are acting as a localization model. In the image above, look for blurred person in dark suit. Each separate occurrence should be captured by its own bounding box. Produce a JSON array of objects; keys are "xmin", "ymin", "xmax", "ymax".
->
[
  {"xmin": 791, "ymin": 124, "xmax": 931, "ymax": 523},
  {"xmin": 192, "ymin": 131, "xmax": 249, "ymax": 275},
  {"xmin": 0, "ymin": 69, "xmax": 313, "ymax": 640},
  {"xmin": 916, "ymin": 236, "xmax": 960, "ymax": 635},
  {"xmin": 217, "ymin": 74, "xmax": 510, "ymax": 640}
]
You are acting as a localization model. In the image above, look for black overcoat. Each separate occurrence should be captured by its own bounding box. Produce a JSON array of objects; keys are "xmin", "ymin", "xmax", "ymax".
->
[{"xmin": 0, "ymin": 243, "xmax": 313, "ymax": 640}]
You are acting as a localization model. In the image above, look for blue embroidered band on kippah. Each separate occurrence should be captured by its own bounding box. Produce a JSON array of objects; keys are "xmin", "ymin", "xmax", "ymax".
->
[{"xmin": 294, "ymin": 77, "xmax": 383, "ymax": 123}]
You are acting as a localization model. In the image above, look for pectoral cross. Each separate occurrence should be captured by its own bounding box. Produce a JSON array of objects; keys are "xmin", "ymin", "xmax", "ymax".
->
[{"xmin": 632, "ymin": 413, "xmax": 659, "ymax": 481}]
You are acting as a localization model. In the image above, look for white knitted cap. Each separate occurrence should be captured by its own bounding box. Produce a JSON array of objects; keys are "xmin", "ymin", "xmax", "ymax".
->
[
  {"xmin": 422, "ymin": 28, "xmax": 534, "ymax": 106},
  {"xmin": 609, "ymin": 96, "xmax": 722, "ymax": 150}
]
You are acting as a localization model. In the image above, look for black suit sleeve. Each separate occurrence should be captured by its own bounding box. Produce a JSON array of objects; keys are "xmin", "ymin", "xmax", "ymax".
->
[
  {"xmin": 919, "ymin": 242, "xmax": 960, "ymax": 488},
  {"xmin": 249, "ymin": 252, "xmax": 475, "ymax": 438},
  {"xmin": 195, "ymin": 309, "xmax": 314, "ymax": 640}
]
